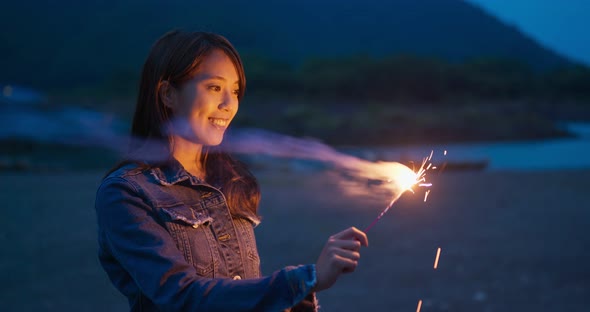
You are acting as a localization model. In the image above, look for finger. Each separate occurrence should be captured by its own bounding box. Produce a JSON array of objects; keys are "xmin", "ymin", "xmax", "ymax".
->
[
  {"xmin": 332, "ymin": 227, "xmax": 369, "ymax": 247},
  {"xmin": 331, "ymin": 248, "xmax": 360, "ymax": 262},
  {"xmin": 333, "ymin": 254, "xmax": 358, "ymax": 273},
  {"xmin": 329, "ymin": 238, "xmax": 362, "ymax": 251}
]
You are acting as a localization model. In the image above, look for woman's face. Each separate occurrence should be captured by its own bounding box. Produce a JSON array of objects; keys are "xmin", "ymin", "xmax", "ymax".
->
[{"xmin": 170, "ymin": 49, "xmax": 240, "ymax": 146}]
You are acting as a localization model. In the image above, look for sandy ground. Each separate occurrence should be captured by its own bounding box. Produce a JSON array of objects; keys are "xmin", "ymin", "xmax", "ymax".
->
[{"xmin": 1, "ymin": 168, "xmax": 589, "ymax": 311}]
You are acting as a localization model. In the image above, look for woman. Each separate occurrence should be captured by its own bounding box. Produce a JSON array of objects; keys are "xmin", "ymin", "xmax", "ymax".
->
[{"xmin": 95, "ymin": 30, "xmax": 368, "ymax": 312}]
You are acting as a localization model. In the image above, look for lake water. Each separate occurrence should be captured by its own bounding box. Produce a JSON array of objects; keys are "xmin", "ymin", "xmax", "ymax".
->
[{"xmin": 345, "ymin": 123, "xmax": 590, "ymax": 171}]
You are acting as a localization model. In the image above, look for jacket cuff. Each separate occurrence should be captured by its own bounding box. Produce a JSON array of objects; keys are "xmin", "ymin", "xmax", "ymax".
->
[{"xmin": 283, "ymin": 264, "xmax": 317, "ymax": 306}]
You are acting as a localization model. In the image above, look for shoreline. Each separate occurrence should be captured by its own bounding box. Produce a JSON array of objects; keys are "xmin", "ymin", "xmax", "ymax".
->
[{"xmin": 3, "ymin": 121, "xmax": 590, "ymax": 174}]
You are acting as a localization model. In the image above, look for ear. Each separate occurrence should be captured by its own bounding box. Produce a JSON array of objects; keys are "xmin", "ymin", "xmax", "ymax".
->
[{"xmin": 159, "ymin": 80, "xmax": 177, "ymax": 110}]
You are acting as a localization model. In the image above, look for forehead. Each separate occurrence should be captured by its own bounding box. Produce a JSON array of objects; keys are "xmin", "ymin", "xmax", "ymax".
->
[{"xmin": 195, "ymin": 49, "xmax": 239, "ymax": 83}]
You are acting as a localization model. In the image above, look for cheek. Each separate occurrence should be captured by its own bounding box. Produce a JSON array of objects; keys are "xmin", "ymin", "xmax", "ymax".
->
[
  {"xmin": 183, "ymin": 102, "xmax": 208, "ymax": 120},
  {"xmin": 177, "ymin": 86, "xmax": 205, "ymax": 114},
  {"xmin": 231, "ymin": 108, "xmax": 238, "ymax": 120}
]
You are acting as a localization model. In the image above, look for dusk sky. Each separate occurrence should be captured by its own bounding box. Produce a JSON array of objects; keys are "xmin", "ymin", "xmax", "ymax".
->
[{"xmin": 466, "ymin": 0, "xmax": 590, "ymax": 66}]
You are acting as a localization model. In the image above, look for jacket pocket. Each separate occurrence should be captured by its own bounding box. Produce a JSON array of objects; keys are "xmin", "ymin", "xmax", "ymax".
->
[
  {"xmin": 161, "ymin": 204, "xmax": 213, "ymax": 228},
  {"xmin": 159, "ymin": 203, "xmax": 216, "ymax": 277}
]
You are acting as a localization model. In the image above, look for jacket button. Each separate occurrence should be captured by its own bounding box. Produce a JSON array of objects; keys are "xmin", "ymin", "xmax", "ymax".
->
[{"xmin": 233, "ymin": 275, "xmax": 242, "ymax": 280}]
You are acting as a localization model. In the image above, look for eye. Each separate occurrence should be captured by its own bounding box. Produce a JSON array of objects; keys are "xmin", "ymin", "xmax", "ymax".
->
[
  {"xmin": 208, "ymin": 85, "xmax": 221, "ymax": 92},
  {"xmin": 232, "ymin": 89, "xmax": 240, "ymax": 96}
]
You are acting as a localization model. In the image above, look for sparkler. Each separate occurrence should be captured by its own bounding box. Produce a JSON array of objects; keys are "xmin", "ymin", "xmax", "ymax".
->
[{"xmin": 363, "ymin": 153, "xmax": 434, "ymax": 232}]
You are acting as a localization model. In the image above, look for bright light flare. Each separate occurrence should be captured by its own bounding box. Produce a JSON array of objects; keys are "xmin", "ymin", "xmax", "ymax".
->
[
  {"xmin": 379, "ymin": 161, "xmax": 421, "ymax": 197},
  {"xmin": 363, "ymin": 153, "xmax": 435, "ymax": 232}
]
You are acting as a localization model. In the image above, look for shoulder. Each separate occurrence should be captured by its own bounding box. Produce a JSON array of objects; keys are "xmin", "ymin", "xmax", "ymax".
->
[
  {"xmin": 103, "ymin": 162, "xmax": 145, "ymax": 181},
  {"xmin": 97, "ymin": 161, "xmax": 199, "ymax": 209},
  {"xmin": 96, "ymin": 163, "xmax": 152, "ymax": 207},
  {"xmin": 95, "ymin": 163, "xmax": 162, "ymax": 227},
  {"xmin": 100, "ymin": 162, "xmax": 154, "ymax": 190}
]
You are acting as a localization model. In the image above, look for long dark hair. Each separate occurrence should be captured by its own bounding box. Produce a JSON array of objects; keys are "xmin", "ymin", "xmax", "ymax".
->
[{"xmin": 112, "ymin": 30, "xmax": 260, "ymax": 218}]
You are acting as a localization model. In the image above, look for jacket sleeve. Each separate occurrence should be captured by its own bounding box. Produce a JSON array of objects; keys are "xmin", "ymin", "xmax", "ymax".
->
[{"xmin": 95, "ymin": 177, "xmax": 316, "ymax": 312}]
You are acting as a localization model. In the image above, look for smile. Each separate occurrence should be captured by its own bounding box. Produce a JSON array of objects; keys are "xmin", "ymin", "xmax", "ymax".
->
[{"xmin": 208, "ymin": 118, "xmax": 229, "ymax": 127}]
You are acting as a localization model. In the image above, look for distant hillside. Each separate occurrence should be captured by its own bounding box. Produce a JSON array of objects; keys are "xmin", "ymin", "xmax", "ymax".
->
[{"xmin": 0, "ymin": 0, "xmax": 571, "ymax": 92}]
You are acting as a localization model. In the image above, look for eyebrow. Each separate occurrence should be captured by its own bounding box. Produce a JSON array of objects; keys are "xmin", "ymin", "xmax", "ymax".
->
[{"xmin": 201, "ymin": 75, "xmax": 239, "ymax": 85}]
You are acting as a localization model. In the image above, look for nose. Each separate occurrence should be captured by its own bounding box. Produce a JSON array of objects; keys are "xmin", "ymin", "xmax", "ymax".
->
[{"xmin": 218, "ymin": 89, "xmax": 238, "ymax": 113}]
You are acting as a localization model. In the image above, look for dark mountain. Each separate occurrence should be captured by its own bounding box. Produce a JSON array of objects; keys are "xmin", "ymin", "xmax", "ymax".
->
[{"xmin": 0, "ymin": 0, "xmax": 571, "ymax": 91}]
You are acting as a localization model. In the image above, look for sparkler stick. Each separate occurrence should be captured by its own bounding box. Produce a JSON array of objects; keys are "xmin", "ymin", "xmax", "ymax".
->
[{"xmin": 364, "ymin": 196, "xmax": 398, "ymax": 232}]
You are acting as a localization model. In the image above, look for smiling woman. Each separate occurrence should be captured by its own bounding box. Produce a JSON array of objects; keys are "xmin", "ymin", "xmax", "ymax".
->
[
  {"xmin": 158, "ymin": 49, "xmax": 241, "ymax": 180},
  {"xmin": 94, "ymin": 30, "xmax": 369, "ymax": 312}
]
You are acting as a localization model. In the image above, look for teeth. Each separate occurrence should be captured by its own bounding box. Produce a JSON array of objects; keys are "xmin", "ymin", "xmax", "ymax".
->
[{"xmin": 209, "ymin": 118, "xmax": 228, "ymax": 127}]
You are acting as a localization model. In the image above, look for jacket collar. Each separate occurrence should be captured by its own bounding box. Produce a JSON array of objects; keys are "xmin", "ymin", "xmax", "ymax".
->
[
  {"xmin": 149, "ymin": 158, "xmax": 199, "ymax": 186},
  {"xmin": 149, "ymin": 158, "xmax": 262, "ymax": 227}
]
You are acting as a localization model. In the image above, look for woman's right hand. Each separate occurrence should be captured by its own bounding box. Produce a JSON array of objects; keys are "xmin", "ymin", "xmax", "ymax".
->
[{"xmin": 313, "ymin": 227, "xmax": 369, "ymax": 292}]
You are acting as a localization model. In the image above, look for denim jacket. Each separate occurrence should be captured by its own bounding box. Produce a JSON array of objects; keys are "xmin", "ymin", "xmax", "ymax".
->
[{"xmin": 95, "ymin": 160, "xmax": 318, "ymax": 311}]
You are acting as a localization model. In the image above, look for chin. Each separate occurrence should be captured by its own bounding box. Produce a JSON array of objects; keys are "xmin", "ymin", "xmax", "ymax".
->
[{"xmin": 204, "ymin": 136, "xmax": 224, "ymax": 146}]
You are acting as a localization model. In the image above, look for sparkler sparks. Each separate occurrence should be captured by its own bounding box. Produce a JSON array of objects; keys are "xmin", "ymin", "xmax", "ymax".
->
[
  {"xmin": 363, "ymin": 152, "xmax": 436, "ymax": 232},
  {"xmin": 416, "ymin": 299, "xmax": 423, "ymax": 312},
  {"xmin": 423, "ymin": 190, "xmax": 430, "ymax": 202},
  {"xmin": 434, "ymin": 247, "xmax": 442, "ymax": 269},
  {"xmin": 358, "ymin": 151, "xmax": 446, "ymax": 310}
]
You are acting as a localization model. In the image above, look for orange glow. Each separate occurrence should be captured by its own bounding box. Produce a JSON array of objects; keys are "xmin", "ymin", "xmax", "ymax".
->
[
  {"xmin": 416, "ymin": 299, "xmax": 423, "ymax": 312},
  {"xmin": 392, "ymin": 166, "xmax": 421, "ymax": 192},
  {"xmin": 375, "ymin": 161, "xmax": 422, "ymax": 197}
]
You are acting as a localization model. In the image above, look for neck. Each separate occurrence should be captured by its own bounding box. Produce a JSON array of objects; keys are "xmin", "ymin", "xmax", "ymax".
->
[{"xmin": 170, "ymin": 135, "xmax": 205, "ymax": 179}]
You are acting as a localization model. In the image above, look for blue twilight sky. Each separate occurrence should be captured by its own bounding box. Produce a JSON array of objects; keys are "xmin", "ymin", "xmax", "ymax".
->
[{"xmin": 466, "ymin": 0, "xmax": 590, "ymax": 66}]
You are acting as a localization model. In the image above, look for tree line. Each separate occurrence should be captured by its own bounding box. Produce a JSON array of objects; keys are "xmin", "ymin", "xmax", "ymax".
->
[{"xmin": 243, "ymin": 54, "xmax": 590, "ymax": 103}]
